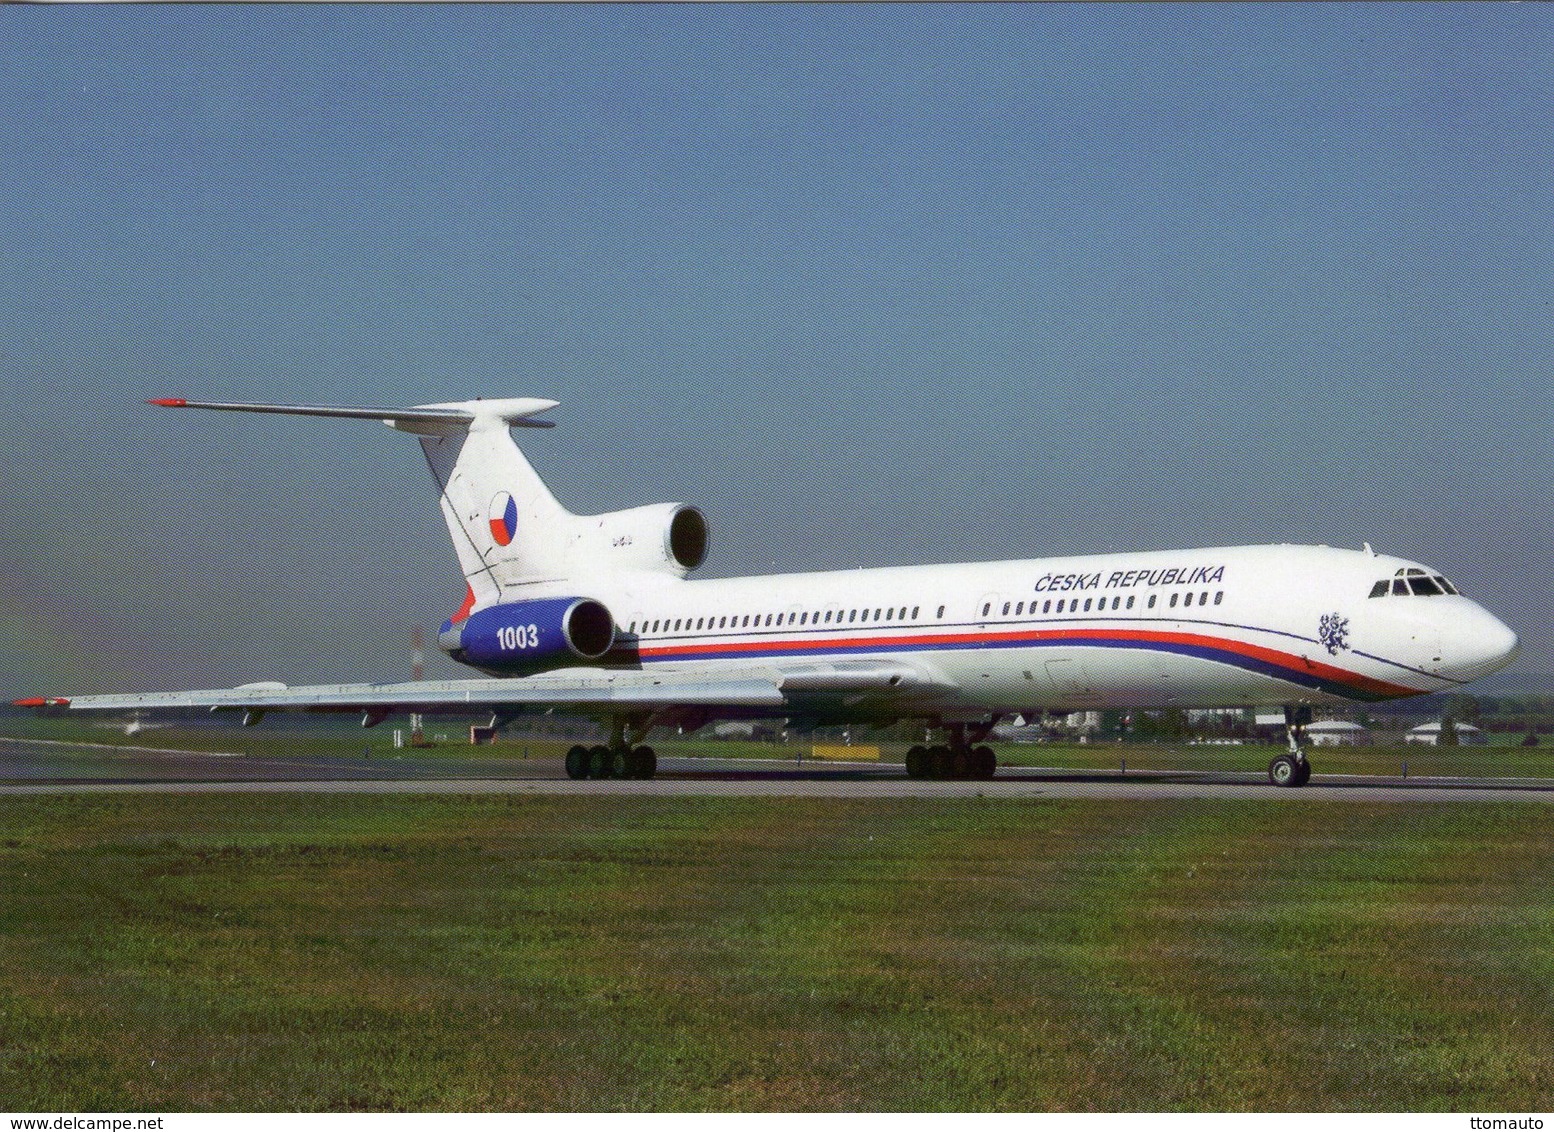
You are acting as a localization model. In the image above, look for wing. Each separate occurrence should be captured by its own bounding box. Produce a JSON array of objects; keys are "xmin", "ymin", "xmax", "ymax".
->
[{"xmin": 17, "ymin": 660, "xmax": 959, "ymax": 728}]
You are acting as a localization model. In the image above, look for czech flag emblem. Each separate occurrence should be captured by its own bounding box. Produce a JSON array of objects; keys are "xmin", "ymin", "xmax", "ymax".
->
[{"xmin": 489, "ymin": 492, "xmax": 518, "ymax": 547}]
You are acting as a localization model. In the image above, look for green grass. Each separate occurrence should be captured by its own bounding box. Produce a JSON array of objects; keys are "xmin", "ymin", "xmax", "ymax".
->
[{"xmin": 4, "ymin": 793, "xmax": 1554, "ymax": 1111}]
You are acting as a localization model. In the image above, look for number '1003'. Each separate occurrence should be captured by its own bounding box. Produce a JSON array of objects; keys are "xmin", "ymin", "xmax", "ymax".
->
[{"xmin": 498, "ymin": 625, "xmax": 540, "ymax": 650}]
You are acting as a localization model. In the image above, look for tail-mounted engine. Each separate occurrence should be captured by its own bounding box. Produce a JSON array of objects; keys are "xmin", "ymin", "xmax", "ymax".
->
[
  {"xmin": 573, "ymin": 503, "xmax": 707, "ymax": 577},
  {"xmin": 440, "ymin": 596, "xmax": 615, "ymax": 675}
]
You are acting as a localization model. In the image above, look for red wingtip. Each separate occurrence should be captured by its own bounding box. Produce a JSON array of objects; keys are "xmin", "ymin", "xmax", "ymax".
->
[
  {"xmin": 14, "ymin": 696, "xmax": 68, "ymax": 708},
  {"xmin": 147, "ymin": 398, "xmax": 188, "ymax": 407}
]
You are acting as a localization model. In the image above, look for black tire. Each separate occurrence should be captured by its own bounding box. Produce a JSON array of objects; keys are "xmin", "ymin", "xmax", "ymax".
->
[
  {"xmin": 929, "ymin": 746, "xmax": 953, "ymax": 780},
  {"xmin": 1295, "ymin": 758, "xmax": 1312, "ymax": 786},
  {"xmin": 565, "ymin": 744, "xmax": 590, "ymax": 780},
  {"xmin": 589, "ymin": 744, "xmax": 616, "ymax": 779},
  {"xmin": 905, "ymin": 745, "xmax": 928, "ymax": 779},
  {"xmin": 972, "ymin": 745, "xmax": 997, "ymax": 780},
  {"xmin": 630, "ymin": 745, "xmax": 657, "ymax": 780},
  {"xmin": 1268, "ymin": 753, "xmax": 1300, "ymax": 787}
]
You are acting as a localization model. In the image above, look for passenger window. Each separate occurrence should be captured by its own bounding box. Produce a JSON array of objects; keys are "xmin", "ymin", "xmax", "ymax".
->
[
  {"xmin": 936, "ymin": 606, "xmax": 945, "ymax": 618},
  {"xmin": 1169, "ymin": 594, "xmax": 1179, "ymax": 608},
  {"xmin": 1043, "ymin": 600, "xmax": 1052, "ymax": 614},
  {"xmin": 1183, "ymin": 593, "xmax": 1193, "ymax": 607},
  {"xmin": 1126, "ymin": 596, "xmax": 1135, "ymax": 610},
  {"xmin": 912, "ymin": 606, "xmax": 920, "ymax": 619},
  {"xmin": 1083, "ymin": 598, "xmax": 1092, "ymax": 612},
  {"xmin": 982, "ymin": 603, "xmax": 991, "ymax": 617},
  {"xmin": 1214, "ymin": 591, "xmax": 1224, "ymax": 605},
  {"xmin": 1148, "ymin": 595, "xmax": 1157, "ymax": 609},
  {"xmin": 1002, "ymin": 602, "xmax": 1010, "ymax": 616}
]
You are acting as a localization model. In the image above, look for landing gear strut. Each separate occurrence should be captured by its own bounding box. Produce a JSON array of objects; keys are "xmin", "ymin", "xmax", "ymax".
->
[
  {"xmin": 905, "ymin": 721, "xmax": 998, "ymax": 781},
  {"xmin": 565, "ymin": 717, "xmax": 658, "ymax": 780},
  {"xmin": 1269, "ymin": 705, "xmax": 1313, "ymax": 787}
]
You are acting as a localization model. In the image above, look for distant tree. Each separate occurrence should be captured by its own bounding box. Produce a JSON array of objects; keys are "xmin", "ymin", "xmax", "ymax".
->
[
  {"xmin": 1445, "ymin": 694, "xmax": 1482, "ymax": 726},
  {"xmin": 1439, "ymin": 714, "xmax": 1459, "ymax": 746},
  {"xmin": 1157, "ymin": 708, "xmax": 1189, "ymax": 741}
]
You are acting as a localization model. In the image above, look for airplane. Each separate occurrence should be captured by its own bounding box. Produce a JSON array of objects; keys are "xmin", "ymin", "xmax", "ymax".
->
[{"xmin": 17, "ymin": 396, "xmax": 1520, "ymax": 787}]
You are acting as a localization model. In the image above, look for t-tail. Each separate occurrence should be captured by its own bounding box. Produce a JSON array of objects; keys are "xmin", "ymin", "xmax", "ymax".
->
[{"xmin": 146, "ymin": 398, "xmax": 708, "ymax": 668}]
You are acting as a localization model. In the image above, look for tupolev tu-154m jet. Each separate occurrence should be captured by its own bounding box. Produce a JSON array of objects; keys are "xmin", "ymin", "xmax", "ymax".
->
[{"xmin": 19, "ymin": 397, "xmax": 1520, "ymax": 786}]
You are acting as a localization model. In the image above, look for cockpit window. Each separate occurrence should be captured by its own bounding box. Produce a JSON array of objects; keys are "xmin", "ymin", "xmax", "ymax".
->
[{"xmin": 1370, "ymin": 567, "xmax": 1461, "ymax": 598}]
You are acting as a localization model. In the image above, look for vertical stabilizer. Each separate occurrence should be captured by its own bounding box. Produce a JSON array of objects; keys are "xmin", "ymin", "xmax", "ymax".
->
[{"xmin": 418, "ymin": 409, "xmax": 577, "ymax": 602}]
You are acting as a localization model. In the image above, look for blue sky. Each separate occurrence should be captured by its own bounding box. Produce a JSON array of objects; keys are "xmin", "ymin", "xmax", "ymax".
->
[{"xmin": 3, "ymin": 3, "xmax": 1550, "ymax": 691}]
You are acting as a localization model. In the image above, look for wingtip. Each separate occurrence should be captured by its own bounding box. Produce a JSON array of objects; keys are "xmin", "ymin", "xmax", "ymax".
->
[
  {"xmin": 147, "ymin": 398, "xmax": 188, "ymax": 407},
  {"xmin": 13, "ymin": 696, "xmax": 69, "ymax": 708}
]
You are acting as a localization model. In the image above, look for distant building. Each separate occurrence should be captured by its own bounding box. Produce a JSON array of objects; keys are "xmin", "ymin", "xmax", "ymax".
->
[
  {"xmin": 1405, "ymin": 721, "xmax": 1487, "ymax": 746},
  {"xmin": 1307, "ymin": 720, "xmax": 1371, "ymax": 746}
]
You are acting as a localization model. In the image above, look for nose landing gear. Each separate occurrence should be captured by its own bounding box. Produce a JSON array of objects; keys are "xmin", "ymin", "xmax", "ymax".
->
[{"xmin": 1269, "ymin": 705, "xmax": 1313, "ymax": 787}]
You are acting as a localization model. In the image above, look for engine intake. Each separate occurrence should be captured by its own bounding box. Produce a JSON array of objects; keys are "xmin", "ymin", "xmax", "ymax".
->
[{"xmin": 441, "ymin": 597, "xmax": 615, "ymax": 674}]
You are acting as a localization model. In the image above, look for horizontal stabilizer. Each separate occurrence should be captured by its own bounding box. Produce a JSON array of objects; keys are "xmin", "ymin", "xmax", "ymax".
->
[{"xmin": 148, "ymin": 397, "xmax": 558, "ymax": 436}]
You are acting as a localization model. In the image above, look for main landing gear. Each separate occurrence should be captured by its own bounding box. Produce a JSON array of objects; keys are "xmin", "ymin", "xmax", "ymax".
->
[
  {"xmin": 565, "ymin": 717, "xmax": 658, "ymax": 780},
  {"xmin": 1268, "ymin": 705, "xmax": 1313, "ymax": 788},
  {"xmin": 565, "ymin": 742, "xmax": 657, "ymax": 780},
  {"xmin": 905, "ymin": 722, "xmax": 998, "ymax": 780}
]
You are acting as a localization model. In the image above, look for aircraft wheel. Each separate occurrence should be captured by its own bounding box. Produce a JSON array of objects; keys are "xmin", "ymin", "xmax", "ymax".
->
[
  {"xmin": 1268, "ymin": 753, "xmax": 1301, "ymax": 788},
  {"xmin": 630, "ymin": 745, "xmax": 657, "ymax": 780},
  {"xmin": 972, "ymin": 745, "xmax": 997, "ymax": 780},
  {"xmin": 950, "ymin": 748, "xmax": 972, "ymax": 779},
  {"xmin": 589, "ymin": 744, "xmax": 617, "ymax": 779},
  {"xmin": 1294, "ymin": 758, "xmax": 1312, "ymax": 787},
  {"xmin": 905, "ymin": 745, "xmax": 928, "ymax": 779},
  {"xmin": 565, "ymin": 745, "xmax": 590, "ymax": 780},
  {"xmin": 929, "ymin": 746, "xmax": 953, "ymax": 780}
]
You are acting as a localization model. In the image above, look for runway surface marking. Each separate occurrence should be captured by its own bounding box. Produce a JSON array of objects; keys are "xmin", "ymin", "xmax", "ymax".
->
[{"xmin": 1, "ymin": 734, "xmax": 247, "ymax": 757}]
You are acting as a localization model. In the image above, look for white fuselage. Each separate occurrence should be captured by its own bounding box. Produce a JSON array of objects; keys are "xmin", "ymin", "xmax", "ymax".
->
[{"xmin": 555, "ymin": 543, "xmax": 1517, "ymax": 715}]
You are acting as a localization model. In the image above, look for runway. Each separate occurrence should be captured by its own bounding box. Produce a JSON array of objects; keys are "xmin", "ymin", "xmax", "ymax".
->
[{"xmin": 5, "ymin": 735, "xmax": 1554, "ymax": 802}]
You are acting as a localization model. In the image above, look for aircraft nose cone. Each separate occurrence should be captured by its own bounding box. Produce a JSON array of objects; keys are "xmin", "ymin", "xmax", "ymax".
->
[{"xmin": 1439, "ymin": 607, "xmax": 1519, "ymax": 683}]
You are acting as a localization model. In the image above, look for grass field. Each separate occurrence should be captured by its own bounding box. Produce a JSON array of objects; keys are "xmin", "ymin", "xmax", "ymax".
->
[{"xmin": 4, "ymin": 792, "xmax": 1554, "ymax": 1111}]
